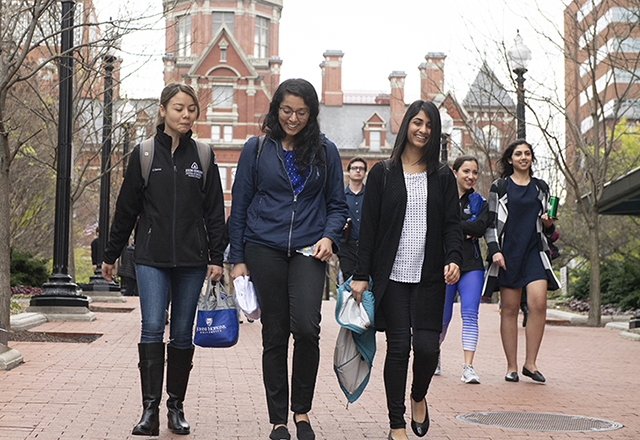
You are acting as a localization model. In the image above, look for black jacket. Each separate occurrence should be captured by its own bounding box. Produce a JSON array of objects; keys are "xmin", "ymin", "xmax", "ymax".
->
[
  {"xmin": 103, "ymin": 126, "xmax": 226, "ymax": 268},
  {"xmin": 459, "ymin": 189, "xmax": 489, "ymax": 274},
  {"xmin": 353, "ymin": 160, "xmax": 463, "ymax": 331}
]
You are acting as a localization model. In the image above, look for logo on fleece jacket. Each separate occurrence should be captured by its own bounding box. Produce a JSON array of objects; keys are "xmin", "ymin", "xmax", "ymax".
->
[{"xmin": 185, "ymin": 162, "xmax": 203, "ymax": 180}]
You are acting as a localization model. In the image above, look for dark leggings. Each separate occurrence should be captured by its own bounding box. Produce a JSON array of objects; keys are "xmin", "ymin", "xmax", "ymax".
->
[
  {"xmin": 244, "ymin": 241, "xmax": 326, "ymax": 425},
  {"xmin": 381, "ymin": 280, "xmax": 440, "ymax": 429}
]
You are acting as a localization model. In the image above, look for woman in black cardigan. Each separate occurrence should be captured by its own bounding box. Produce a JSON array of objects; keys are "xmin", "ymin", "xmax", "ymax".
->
[{"xmin": 350, "ymin": 100, "xmax": 463, "ymax": 440}]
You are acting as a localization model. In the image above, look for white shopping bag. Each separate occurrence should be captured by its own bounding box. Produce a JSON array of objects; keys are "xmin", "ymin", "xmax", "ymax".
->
[{"xmin": 233, "ymin": 275, "xmax": 261, "ymax": 320}]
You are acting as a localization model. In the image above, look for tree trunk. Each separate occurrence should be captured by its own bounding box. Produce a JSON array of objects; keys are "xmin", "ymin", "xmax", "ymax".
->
[
  {"xmin": 0, "ymin": 137, "xmax": 12, "ymax": 332},
  {"xmin": 587, "ymin": 211, "xmax": 601, "ymax": 326}
]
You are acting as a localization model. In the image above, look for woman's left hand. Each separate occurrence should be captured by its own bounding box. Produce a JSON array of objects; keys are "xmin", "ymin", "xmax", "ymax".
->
[
  {"xmin": 541, "ymin": 213, "xmax": 555, "ymax": 228},
  {"xmin": 207, "ymin": 265, "xmax": 223, "ymax": 281},
  {"xmin": 312, "ymin": 237, "xmax": 334, "ymax": 262},
  {"xmin": 444, "ymin": 263, "xmax": 460, "ymax": 285}
]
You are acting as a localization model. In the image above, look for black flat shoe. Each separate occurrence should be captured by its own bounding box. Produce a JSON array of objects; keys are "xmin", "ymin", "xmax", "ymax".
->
[
  {"xmin": 505, "ymin": 371, "xmax": 519, "ymax": 382},
  {"xmin": 269, "ymin": 425, "xmax": 291, "ymax": 440},
  {"xmin": 410, "ymin": 397, "xmax": 429, "ymax": 437},
  {"xmin": 294, "ymin": 417, "xmax": 315, "ymax": 440},
  {"xmin": 522, "ymin": 367, "xmax": 546, "ymax": 382}
]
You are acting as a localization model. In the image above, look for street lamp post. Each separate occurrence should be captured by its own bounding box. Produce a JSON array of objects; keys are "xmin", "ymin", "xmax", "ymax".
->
[
  {"xmin": 98, "ymin": 53, "xmax": 116, "ymax": 272},
  {"xmin": 508, "ymin": 32, "xmax": 532, "ymax": 140},
  {"xmin": 82, "ymin": 52, "xmax": 123, "ymax": 301},
  {"xmin": 440, "ymin": 107, "xmax": 454, "ymax": 163},
  {"xmin": 29, "ymin": 0, "xmax": 94, "ymax": 319}
]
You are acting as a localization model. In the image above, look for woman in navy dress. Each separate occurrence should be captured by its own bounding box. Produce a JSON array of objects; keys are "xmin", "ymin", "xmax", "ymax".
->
[{"xmin": 483, "ymin": 140, "xmax": 560, "ymax": 383}]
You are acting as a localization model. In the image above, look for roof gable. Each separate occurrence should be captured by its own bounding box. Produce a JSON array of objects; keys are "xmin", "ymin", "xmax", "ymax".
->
[
  {"xmin": 462, "ymin": 62, "xmax": 515, "ymax": 110},
  {"xmin": 188, "ymin": 25, "xmax": 258, "ymax": 78}
]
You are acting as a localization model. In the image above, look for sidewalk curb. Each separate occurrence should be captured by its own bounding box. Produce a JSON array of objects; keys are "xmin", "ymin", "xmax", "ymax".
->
[
  {"xmin": 10, "ymin": 312, "xmax": 47, "ymax": 331},
  {"xmin": 547, "ymin": 309, "xmax": 639, "ymax": 342},
  {"xmin": 0, "ymin": 346, "xmax": 24, "ymax": 370}
]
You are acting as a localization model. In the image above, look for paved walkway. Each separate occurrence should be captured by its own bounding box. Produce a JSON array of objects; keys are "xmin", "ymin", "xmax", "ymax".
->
[{"xmin": 1, "ymin": 297, "xmax": 639, "ymax": 440}]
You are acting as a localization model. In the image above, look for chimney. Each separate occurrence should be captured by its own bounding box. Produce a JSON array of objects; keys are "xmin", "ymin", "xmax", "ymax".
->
[
  {"xmin": 419, "ymin": 52, "xmax": 446, "ymax": 101},
  {"xmin": 269, "ymin": 56, "xmax": 282, "ymax": 96},
  {"xmin": 321, "ymin": 50, "xmax": 344, "ymax": 106},
  {"xmin": 389, "ymin": 71, "xmax": 407, "ymax": 134}
]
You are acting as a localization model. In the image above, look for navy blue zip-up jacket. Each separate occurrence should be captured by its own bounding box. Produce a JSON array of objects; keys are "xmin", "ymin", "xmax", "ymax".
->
[
  {"xmin": 228, "ymin": 135, "xmax": 348, "ymax": 263},
  {"xmin": 103, "ymin": 125, "xmax": 226, "ymax": 268}
]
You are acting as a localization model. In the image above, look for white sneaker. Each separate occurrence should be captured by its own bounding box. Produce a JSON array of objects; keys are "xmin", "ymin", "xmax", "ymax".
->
[
  {"xmin": 434, "ymin": 353, "xmax": 441, "ymax": 376},
  {"xmin": 461, "ymin": 364, "xmax": 480, "ymax": 384}
]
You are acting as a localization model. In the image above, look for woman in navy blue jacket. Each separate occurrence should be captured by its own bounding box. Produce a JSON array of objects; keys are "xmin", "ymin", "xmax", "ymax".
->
[{"xmin": 228, "ymin": 78, "xmax": 348, "ymax": 440}]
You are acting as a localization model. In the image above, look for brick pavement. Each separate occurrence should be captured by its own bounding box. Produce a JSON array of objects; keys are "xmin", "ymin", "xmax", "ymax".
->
[{"xmin": 1, "ymin": 297, "xmax": 639, "ymax": 440}]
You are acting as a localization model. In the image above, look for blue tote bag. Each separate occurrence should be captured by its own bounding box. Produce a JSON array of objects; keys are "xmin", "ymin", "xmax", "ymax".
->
[{"xmin": 194, "ymin": 279, "xmax": 239, "ymax": 348}]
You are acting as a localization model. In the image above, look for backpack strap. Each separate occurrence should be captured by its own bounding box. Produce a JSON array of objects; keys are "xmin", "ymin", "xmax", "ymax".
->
[
  {"xmin": 194, "ymin": 140, "xmax": 213, "ymax": 188},
  {"xmin": 139, "ymin": 138, "xmax": 155, "ymax": 188},
  {"xmin": 253, "ymin": 135, "xmax": 267, "ymax": 190}
]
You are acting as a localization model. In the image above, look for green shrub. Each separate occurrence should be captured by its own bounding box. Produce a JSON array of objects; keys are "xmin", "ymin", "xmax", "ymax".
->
[
  {"xmin": 10, "ymin": 247, "xmax": 49, "ymax": 287},
  {"xmin": 570, "ymin": 258, "xmax": 640, "ymax": 311}
]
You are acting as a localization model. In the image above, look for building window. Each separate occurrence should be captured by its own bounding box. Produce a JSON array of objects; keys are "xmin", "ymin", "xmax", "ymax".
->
[
  {"xmin": 212, "ymin": 11, "xmax": 234, "ymax": 36},
  {"xmin": 482, "ymin": 125, "xmax": 501, "ymax": 151},
  {"xmin": 223, "ymin": 125, "xmax": 233, "ymax": 142},
  {"xmin": 254, "ymin": 16, "xmax": 269, "ymax": 58},
  {"xmin": 211, "ymin": 125, "xmax": 221, "ymax": 142},
  {"xmin": 74, "ymin": 2, "xmax": 84, "ymax": 47},
  {"xmin": 212, "ymin": 85, "xmax": 233, "ymax": 107},
  {"xmin": 211, "ymin": 125, "xmax": 233, "ymax": 142},
  {"xmin": 451, "ymin": 128, "xmax": 462, "ymax": 151},
  {"xmin": 176, "ymin": 15, "xmax": 191, "ymax": 57},
  {"xmin": 231, "ymin": 167, "xmax": 237, "ymax": 186},
  {"xmin": 220, "ymin": 48, "xmax": 226, "ymax": 61},
  {"xmin": 218, "ymin": 166, "xmax": 227, "ymax": 190},
  {"xmin": 369, "ymin": 131, "xmax": 381, "ymax": 151}
]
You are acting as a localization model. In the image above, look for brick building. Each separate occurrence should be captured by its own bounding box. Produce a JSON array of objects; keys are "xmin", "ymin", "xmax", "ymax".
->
[
  {"xmin": 564, "ymin": 0, "xmax": 640, "ymax": 167},
  {"xmin": 160, "ymin": 1, "xmax": 516, "ymax": 205}
]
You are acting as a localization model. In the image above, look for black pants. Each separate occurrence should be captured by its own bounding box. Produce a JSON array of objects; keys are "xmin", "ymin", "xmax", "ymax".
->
[
  {"xmin": 244, "ymin": 242, "xmax": 325, "ymax": 425},
  {"xmin": 381, "ymin": 280, "xmax": 440, "ymax": 429},
  {"xmin": 337, "ymin": 240, "xmax": 359, "ymax": 280}
]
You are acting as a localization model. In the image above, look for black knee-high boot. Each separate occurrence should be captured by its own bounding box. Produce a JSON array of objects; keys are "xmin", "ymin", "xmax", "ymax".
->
[
  {"xmin": 166, "ymin": 345, "xmax": 195, "ymax": 435},
  {"xmin": 132, "ymin": 342, "xmax": 165, "ymax": 436}
]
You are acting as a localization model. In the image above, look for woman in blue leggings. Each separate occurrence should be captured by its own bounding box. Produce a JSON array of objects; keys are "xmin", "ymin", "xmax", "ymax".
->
[{"xmin": 438, "ymin": 156, "xmax": 488, "ymax": 384}]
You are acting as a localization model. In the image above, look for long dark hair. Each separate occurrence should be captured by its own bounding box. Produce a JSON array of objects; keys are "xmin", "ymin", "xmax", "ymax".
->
[
  {"xmin": 499, "ymin": 139, "xmax": 536, "ymax": 178},
  {"xmin": 262, "ymin": 78, "xmax": 323, "ymax": 170},
  {"xmin": 390, "ymin": 100, "xmax": 442, "ymax": 175}
]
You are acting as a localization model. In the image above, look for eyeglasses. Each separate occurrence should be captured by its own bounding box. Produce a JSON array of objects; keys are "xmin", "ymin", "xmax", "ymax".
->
[
  {"xmin": 349, "ymin": 166, "xmax": 365, "ymax": 172},
  {"xmin": 279, "ymin": 106, "xmax": 310, "ymax": 120}
]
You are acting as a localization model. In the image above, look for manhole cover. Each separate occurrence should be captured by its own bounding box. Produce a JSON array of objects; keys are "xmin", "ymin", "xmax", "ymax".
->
[{"xmin": 456, "ymin": 412, "xmax": 623, "ymax": 432}]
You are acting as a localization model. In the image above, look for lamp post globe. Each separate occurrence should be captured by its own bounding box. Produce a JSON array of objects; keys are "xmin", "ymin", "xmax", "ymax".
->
[
  {"xmin": 508, "ymin": 32, "xmax": 531, "ymax": 140},
  {"xmin": 440, "ymin": 107, "xmax": 454, "ymax": 163}
]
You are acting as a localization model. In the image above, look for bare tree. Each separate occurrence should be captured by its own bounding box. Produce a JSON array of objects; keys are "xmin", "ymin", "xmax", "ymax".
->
[
  {"xmin": 0, "ymin": 0, "xmax": 162, "ymax": 332},
  {"xmin": 488, "ymin": 0, "xmax": 640, "ymax": 325}
]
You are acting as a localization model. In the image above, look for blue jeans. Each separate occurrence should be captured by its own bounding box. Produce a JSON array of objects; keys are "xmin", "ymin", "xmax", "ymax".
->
[{"xmin": 136, "ymin": 264, "xmax": 207, "ymax": 349}]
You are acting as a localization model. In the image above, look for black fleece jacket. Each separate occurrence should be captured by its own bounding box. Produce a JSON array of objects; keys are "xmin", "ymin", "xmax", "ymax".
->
[{"xmin": 103, "ymin": 126, "xmax": 226, "ymax": 268}]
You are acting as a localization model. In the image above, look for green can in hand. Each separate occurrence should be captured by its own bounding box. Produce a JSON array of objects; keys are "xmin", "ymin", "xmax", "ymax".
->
[{"xmin": 548, "ymin": 196, "xmax": 559, "ymax": 219}]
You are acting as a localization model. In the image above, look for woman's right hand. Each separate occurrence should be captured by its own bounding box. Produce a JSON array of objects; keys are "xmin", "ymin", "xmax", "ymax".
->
[
  {"xmin": 492, "ymin": 252, "xmax": 506, "ymax": 270},
  {"xmin": 230, "ymin": 263, "xmax": 249, "ymax": 280},
  {"xmin": 349, "ymin": 280, "xmax": 369, "ymax": 305},
  {"xmin": 102, "ymin": 262, "xmax": 116, "ymax": 282}
]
